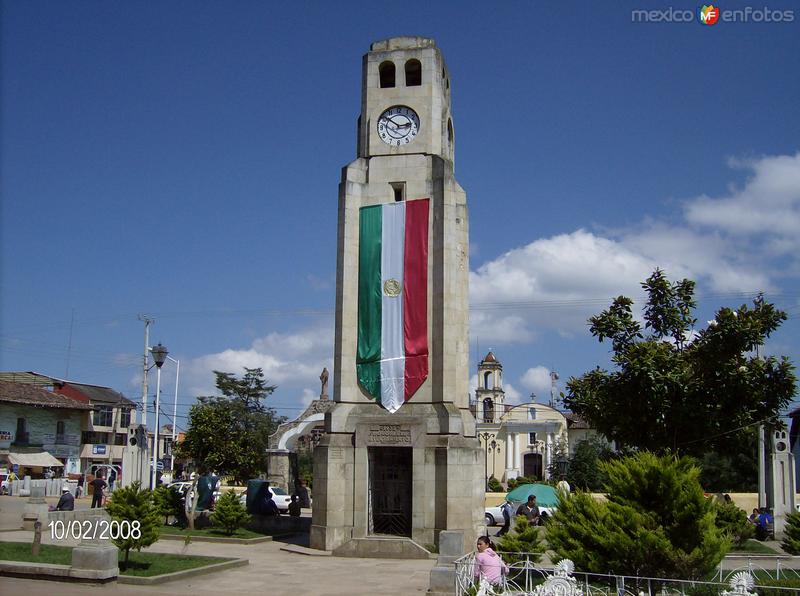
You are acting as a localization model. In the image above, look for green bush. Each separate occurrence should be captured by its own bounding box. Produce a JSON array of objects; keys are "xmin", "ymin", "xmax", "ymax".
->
[
  {"xmin": 105, "ymin": 482, "xmax": 161, "ymax": 569},
  {"xmin": 756, "ymin": 578, "xmax": 800, "ymax": 596},
  {"xmin": 211, "ymin": 490, "xmax": 249, "ymax": 536},
  {"xmin": 781, "ymin": 511, "xmax": 800, "ymax": 554},
  {"xmin": 487, "ymin": 476, "xmax": 503, "ymax": 493},
  {"xmin": 153, "ymin": 485, "xmax": 185, "ymax": 526},
  {"xmin": 546, "ymin": 452, "xmax": 729, "ymax": 580},
  {"xmin": 496, "ymin": 515, "xmax": 544, "ymax": 565},
  {"xmin": 714, "ymin": 501, "xmax": 754, "ymax": 546}
]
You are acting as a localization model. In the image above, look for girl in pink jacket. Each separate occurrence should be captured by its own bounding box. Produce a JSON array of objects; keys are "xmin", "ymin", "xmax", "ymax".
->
[{"xmin": 473, "ymin": 535, "xmax": 508, "ymax": 585}]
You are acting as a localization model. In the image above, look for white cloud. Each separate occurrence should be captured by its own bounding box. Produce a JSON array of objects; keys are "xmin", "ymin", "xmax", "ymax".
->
[
  {"xmin": 183, "ymin": 325, "xmax": 333, "ymax": 407},
  {"xmin": 519, "ymin": 366, "xmax": 552, "ymax": 398},
  {"xmin": 468, "ymin": 153, "xmax": 800, "ymax": 345},
  {"xmin": 503, "ymin": 382, "xmax": 523, "ymax": 404},
  {"xmin": 685, "ymin": 152, "xmax": 800, "ymax": 242},
  {"xmin": 469, "ymin": 230, "xmax": 656, "ymax": 343}
]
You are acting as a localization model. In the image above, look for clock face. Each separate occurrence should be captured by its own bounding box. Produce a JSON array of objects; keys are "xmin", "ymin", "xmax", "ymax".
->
[{"xmin": 377, "ymin": 105, "xmax": 420, "ymax": 146}]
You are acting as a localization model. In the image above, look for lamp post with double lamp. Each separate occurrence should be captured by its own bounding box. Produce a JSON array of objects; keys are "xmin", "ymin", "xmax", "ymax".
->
[
  {"xmin": 479, "ymin": 431, "xmax": 497, "ymax": 491},
  {"xmin": 150, "ymin": 343, "xmax": 168, "ymax": 490}
]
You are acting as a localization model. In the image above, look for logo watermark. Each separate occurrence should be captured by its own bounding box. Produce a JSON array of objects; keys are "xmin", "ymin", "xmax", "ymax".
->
[{"xmin": 632, "ymin": 5, "xmax": 795, "ymax": 23}]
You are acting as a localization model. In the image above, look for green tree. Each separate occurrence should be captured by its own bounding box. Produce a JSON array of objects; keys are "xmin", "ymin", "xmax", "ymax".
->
[
  {"xmin": 152, "ymin": 484, "xmax": 184, "ymax": 526},
  {"xmin": 496, "ymin": 515, "xmax": 544, "ymax": 565},
  {"xmin": 565, "ymin": 437, "xmax": 613, "ymax": 491},
  {"xmin": 211, "ymin": 490, "xmax": 250, "ymax": 536},
  {"xmin": 105, "ymin": 482, "xmax": 161, "ymax": 569},
  {"xmin": 699, "ymin": 437, "xmax": 758, "ymax": 492},
  {"xmin": 714, "ymin": 500, "xmax": 754, "ymax": 546},
  {"xmin": 782, "ymin": 512, "xmax": 800, "ymax": 555},
  {"xmin": 565, "ymin": 270, "xmax": 796, "ymax": 456},
  {"xmin": 487, "ymin": 476, "xmax": 503, "ymax": 492},
  {"xmin": 176, "ymin": 368, "xmax": 286, "ymax": 484},
  {"xmin": 547, "ymin": 452, "xmax": 728, "ymax": 579}
]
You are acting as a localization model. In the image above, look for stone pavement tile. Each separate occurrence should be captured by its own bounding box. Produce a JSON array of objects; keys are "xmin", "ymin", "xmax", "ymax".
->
[{"xmin": 0, "ymin": 531, "xmax": 437, "ymax": 595}]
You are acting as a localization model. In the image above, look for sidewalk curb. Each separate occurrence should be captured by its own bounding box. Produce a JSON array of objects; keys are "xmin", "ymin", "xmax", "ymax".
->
[
  {"xmin": 117, "ymin": 557, "xmax": 249, "ymax": 585},
  {"xmin": 158, "ymin": 533, "xmax": 272, "ymax": 544}
]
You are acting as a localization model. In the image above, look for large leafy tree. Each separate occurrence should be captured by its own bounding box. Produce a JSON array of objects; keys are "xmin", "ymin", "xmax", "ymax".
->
[
  {"xmin": 176, "ymin": 368, "xmax": 286, "ymax": 483},
  {"xmin": 565, "ymin": 269, "xmax": 796, "ymax": 456},
  {"xmin": 547, "ymin": 452, "xmax": 728, "ymax": 579}
]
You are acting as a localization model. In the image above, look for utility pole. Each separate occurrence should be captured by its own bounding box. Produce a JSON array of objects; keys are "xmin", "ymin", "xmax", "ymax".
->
[{"xmin": 138, "ymin": 315, "xmax": 153, "ymax": 426}]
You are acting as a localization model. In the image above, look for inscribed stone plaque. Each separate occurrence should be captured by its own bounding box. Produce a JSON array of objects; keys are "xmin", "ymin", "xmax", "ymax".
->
[{"xmin": 366, "ymin": 424, "xmax": 412, "ymax": 446}]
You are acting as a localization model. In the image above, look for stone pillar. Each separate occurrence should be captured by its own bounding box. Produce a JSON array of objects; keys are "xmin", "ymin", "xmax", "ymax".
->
[
  {"xmin": 428, "ymin": 530, "xmax": 465, "ymax": 595},
  {"xmin": 266, "ymin": 449, "xmax": 292, "ymax": 492},
  {"xmin": 513, "ymin": 434, "xmax": 521, "ymax": 471},
  {"xmin": 71, "ymin": 512, "xmax": 119, "ymax": 581},
  {"xmin": 22, "ymin": 486, "xmax": 49, "ymax": 530},
  {"xmin": 771, "ymin": 429, "xmax": 796, "ymax": 537},
  {"xmin": 545, "ymin": 433, "xmax": 553, "ymax": 480}
]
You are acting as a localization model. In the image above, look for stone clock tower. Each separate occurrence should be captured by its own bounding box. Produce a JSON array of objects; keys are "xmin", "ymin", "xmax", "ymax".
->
[{"xmin": 311, "ymin": 37, "xmax": 483, "ymax": 557}]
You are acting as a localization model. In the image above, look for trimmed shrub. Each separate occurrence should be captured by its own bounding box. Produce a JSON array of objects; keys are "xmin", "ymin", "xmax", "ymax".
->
[
  {"xmin": 547, "ymin": 452, "xmax": 729, "ymax": 580},
  {"xmin": 781, "ymin": 511, "xmax": 800, "ymax": 554},
  {"xmin": 105, "ymin": 481, "xmax": 161, "ymax": 569},
  {"xmin": 714, "ymin": 500, "xmax": 754, "ymax": 546},
  {"xmin": 211, "ymin": 490, "xmax": 249, "ymax": 536}
]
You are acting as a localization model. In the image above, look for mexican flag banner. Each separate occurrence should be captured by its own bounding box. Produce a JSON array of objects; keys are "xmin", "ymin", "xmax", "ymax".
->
[{"xmin": 357, "ymin": 198, "xmax": 429, "ymax": 413}]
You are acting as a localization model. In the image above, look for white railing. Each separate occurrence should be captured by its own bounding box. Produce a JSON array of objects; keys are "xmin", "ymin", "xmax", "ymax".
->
[{"xmin": 454, "ymin": 554, "xmax": 800, "ymax": 596}]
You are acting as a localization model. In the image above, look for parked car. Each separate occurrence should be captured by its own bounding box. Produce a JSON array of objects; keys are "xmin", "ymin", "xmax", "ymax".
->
[
  {"xmin": 239, "ymin": 486, "xmax": 292, "ymax": 513},
  {"xmin": 484, "ymin": 502, "xmax": 555, "ymax": 526}
]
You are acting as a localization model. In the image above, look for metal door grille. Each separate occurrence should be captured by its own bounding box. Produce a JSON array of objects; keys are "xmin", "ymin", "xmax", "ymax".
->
[{"xmin": 368, "ymin": 447, "xmax": 412, "ymax": 537}]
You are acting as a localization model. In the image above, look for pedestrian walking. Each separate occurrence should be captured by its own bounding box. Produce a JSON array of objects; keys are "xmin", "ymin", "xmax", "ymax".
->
[{"xmin": 90, "ymin": 472, "xmax": 107, "ymax": 508}]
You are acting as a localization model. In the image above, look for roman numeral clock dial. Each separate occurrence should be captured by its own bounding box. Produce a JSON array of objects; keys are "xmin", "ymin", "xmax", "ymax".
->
[{"xmin": 377, "ymin": 105, "xmax": 420, "ymax": 146}]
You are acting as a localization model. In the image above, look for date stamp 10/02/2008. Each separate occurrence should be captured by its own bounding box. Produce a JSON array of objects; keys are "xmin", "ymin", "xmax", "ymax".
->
[{"xmin": 49, "ymin": 519, "xmax": 142, "ymax": 541}]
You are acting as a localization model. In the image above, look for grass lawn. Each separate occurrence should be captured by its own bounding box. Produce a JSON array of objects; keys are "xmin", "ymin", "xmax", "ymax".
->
[
  {"xmin": 160, "ymin": 524, "xmax": 267, "ymax": 539},
  {"xmin": 0, "ymin": 541, "xmax": 73, "ymax": 564},
  {"xmin": 118, "ymin": 551, "xmax": 231, "ymax": 576},
  {"xmin": 0, "ymin": 541, "xmax": 231, "ymax": 577},
  {"xmin": 731, "ymin": 539, "xmax": 780, "ymax": 554}
]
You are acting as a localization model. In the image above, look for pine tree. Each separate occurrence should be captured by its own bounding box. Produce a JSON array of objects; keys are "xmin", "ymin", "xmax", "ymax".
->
[
  {"xmin": 153, "ymin": 484, "xmax": 185, "ymax": 526},
  {"xmin": 496, "ymin": 515, "xmax": 544, "ymax": 565},
  {"xmin": 212, "ymin": 490, "xmax": 250, "ymax": 536},
  {"xmin": 781, "ymin": 511, "xmax": 800, "ymax": 554},
  {"xmin": 714, "ymin": 500, "xmax": 754, "ymax": 547},
  {"xmin": 547, "ymin": 452, "xmax": 729, "ymax": 580},
  {"xmin": 105, "ymin": 481, "xmax": 161, "ymax": 569}
]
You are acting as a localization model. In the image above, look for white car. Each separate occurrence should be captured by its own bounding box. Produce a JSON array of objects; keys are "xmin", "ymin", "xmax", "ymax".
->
[
  {"xmin": 485, "ymin": 503, "xmax": 555, "ymax": 526},
  {"xmin": 239, "ymin": 486, "xmax": 292, "ymax": 513}
]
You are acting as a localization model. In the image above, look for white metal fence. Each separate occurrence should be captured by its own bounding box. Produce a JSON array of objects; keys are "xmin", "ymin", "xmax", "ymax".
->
[{"xmin": 454, "ymin": 553, "xmax": 800, "ymax": 596}]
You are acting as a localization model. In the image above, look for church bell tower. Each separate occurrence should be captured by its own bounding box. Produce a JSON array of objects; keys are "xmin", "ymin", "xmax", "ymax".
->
[{"xmin": 311, "ymin": 37, "xmax": 483, "ymax": 556}]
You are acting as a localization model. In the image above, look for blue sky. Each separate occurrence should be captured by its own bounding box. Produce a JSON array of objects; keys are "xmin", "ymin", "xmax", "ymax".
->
[{"xmin": 2, "ymin": 1, "xmax": 799, "ymax": 430}]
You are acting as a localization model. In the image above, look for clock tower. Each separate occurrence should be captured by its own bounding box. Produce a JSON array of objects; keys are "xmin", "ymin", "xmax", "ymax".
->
[{"xmin": 311, "ymin": 37, "xmax": 483, "ymax": 557}]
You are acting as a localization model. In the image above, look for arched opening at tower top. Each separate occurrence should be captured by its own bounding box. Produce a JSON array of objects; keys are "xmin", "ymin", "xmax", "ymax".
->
[
  {"xmin": 379, "ymin": 61, "xmax": 395, "ymax": 88},
  {"xmin": 405, "ymin": 59, "xmax": 421, "ymax": 86}
]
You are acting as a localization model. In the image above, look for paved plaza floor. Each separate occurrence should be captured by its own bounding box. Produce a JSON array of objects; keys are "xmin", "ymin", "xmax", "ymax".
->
[
  {"xmin": 0, "ymin": 495, "xmax": 435, "ymax": 595},
  {"xmin": 2, "ymin": 495, "xmax": 800, "ymax": 595}
]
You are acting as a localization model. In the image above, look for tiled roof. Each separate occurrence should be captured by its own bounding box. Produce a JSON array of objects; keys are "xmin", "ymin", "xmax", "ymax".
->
[
  {"xmin": 0, "ymin": 380, "xmax": 93, "ymax": 410},
  {"xmin": 0, "ymin": 371, "xmax": 135, "ymax": 408},
  {"xmin": 59, "ymin": 382, "xmax": 136, "ymax": 407}
]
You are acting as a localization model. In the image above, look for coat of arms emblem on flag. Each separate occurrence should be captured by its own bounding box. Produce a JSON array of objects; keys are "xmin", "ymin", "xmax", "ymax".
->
[{"xmin": 357, "ymin": 198, "xmax": 429, "ymax": 413}]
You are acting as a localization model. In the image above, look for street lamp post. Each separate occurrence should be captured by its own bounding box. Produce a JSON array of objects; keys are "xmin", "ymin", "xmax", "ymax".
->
[
  {"xmin": 150, "ymin": 343, "xmax": 168, "ymax": 490},
  {"xmin": 479, "ymin": 431, "xmax": 496, "ymax": 491},
  {"xmin": 166, "ymin": 355, "xmax": 180, "ymax": 475}
]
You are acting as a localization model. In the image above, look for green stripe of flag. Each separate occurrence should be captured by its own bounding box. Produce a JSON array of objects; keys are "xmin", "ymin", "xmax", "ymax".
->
[{"xmin": 357, "ymin": 205, "xmax": 382, "ymax": 401}]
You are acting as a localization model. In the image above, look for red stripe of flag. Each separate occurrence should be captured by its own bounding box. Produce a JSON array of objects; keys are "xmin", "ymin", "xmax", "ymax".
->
[{"xmin": 403, "ymin": 198, "xmax": 429, "ymax": 401}]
